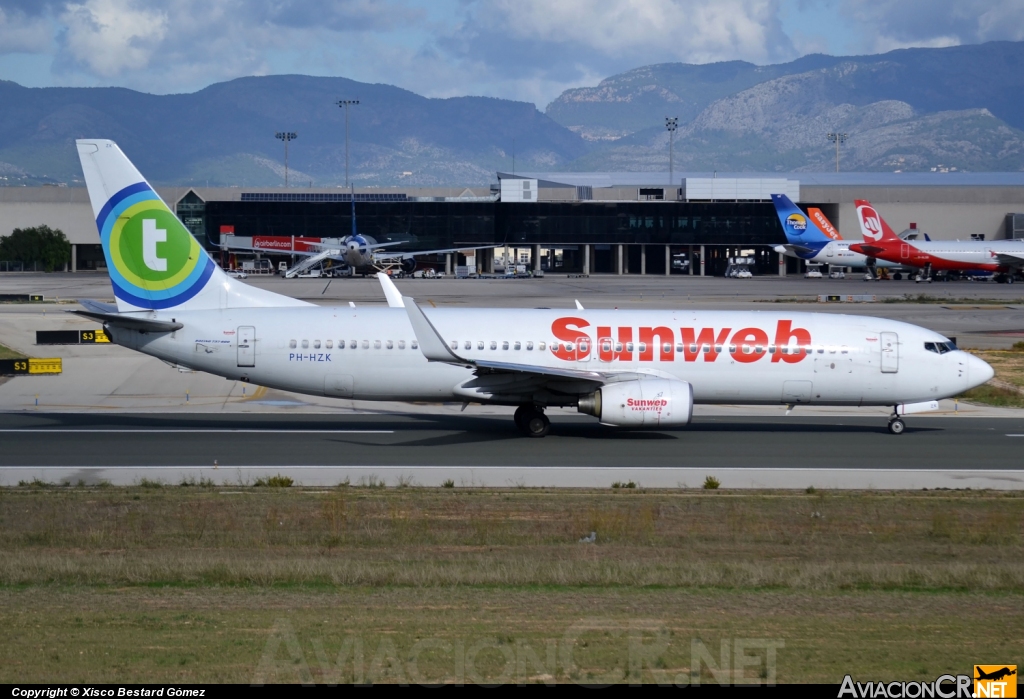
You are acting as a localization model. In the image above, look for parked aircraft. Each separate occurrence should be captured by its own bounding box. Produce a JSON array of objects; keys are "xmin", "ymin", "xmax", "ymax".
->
[
  {"xmin": 850, "ymin": 199, "xmax": 1024, "ymax": 283},
  {"xmin": 771, "ymin": 194, "xmax": 901, "ymax": 279},
  {"xmin": 226, "ymin": 187, "xmax": 495, "ymax": 278},
  {"xmin": 73, "ymin": 140, "xmax": 993, "ymax": 436}
]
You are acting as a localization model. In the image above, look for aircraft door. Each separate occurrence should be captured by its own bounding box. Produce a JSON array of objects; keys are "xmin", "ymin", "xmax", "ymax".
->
[
  {"xmin": 880, "ymin": 332, "xmax": 898, "ymax": 373},
  {"xmin": 826, "ymin": 244, "xmax": 834, "ymax": 258},
  {"xmin": 900, "ymin": 244, "xmax": 910, "ymax": 260},
  {"xmin": 237, "ymin": 326, "xmax": 256, "ymax": 367}
]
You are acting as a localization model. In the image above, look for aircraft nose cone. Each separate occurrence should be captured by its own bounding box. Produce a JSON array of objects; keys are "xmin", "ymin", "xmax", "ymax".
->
[{"xmin": 967, "ymin": 353, "xmax": 995, "ymax": 388}]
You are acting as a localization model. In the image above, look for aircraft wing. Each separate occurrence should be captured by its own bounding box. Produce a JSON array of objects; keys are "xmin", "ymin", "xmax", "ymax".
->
[
  {"xmin": 995, "ymin": 252, "xmax": 1024, "ymax": 269},
  {"xmin": 373, "ymin": 244, "xmax": 498, "ymax": 262},
  {"xmin": 403, "ymin": 296, "xmax": 634, "ymax": 386},
  {"xmin": 222, "ymin": 242, "xmax": 345, "ymax": 259}
]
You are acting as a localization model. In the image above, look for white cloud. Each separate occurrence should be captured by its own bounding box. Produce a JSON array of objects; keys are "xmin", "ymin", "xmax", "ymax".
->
[
  {"xmin": 841, "ymin": 0, "xmax": 1024, "ymax": 49},
  {"xmin": 59, "ymin": 0, "xmax": 167, "ymax": 77},
  {"xmin": 0, "ymin": 6, "xmax": 54, "ymax": 53}
]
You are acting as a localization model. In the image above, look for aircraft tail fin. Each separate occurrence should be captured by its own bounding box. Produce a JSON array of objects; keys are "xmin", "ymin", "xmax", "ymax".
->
[
  {"xmin": 807, "ymin": 207, "xmax": 842, "ymax": 240},
  {"xmin": 855, "ymin": 199, "xmax": 902, "ymax": 244},
  {"xmin": 76, "ymin": 140, "xmax": 308, "ymax": 312},
  {"xmin": 771, "ymin": 194, "xmax": 834, "ymax": 246}
]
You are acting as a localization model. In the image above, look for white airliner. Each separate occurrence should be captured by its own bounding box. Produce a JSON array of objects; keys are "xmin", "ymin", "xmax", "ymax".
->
[{"xmin": 73, "ymin": 140, "xmax": 993, "ymax": 436}]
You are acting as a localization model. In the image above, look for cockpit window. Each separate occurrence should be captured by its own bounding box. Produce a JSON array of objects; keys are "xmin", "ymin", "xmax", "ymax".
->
[{"xmin": 924, "ymin": 341, "xmax": 958, "ymax": 354}]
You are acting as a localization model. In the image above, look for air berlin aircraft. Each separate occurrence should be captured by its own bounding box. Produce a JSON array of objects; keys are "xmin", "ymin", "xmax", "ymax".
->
[
  {"xmin": 73, "ymin": 141, "xmax": 993, "ymax": 437},
  {"xmin": 849, "ymin": 199, "xmax": 1024, "ymax": 283}
]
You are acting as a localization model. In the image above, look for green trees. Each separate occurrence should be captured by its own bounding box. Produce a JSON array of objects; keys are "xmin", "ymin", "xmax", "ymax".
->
[{"xmin": 0, "ymin": 225, "xmax": 72, "ymax": 272}]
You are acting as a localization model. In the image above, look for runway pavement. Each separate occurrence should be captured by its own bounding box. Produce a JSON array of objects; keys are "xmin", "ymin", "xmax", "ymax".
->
[{"xmin": 2, "ymin": 412, "xmax": 1023, "ymax": 489}]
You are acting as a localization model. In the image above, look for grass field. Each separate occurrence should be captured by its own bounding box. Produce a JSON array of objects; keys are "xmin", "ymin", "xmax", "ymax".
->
[
  {"xmin": 1, "ymin": 485, "xmax": 1022, "ymax": 684},
  {"xmin": 0, "ymin": 341, "xmax": 24, "ymax": 360}
]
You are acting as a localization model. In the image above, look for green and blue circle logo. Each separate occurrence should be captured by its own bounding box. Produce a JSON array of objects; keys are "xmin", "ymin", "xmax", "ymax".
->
[{"xmin": 97, "ymin": 183, "xmax": 214, "ymax": 309}]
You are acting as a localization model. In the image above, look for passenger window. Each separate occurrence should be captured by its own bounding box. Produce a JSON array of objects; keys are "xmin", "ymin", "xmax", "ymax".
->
[
  {"xmin": 374, "ymin": 340, "xmax": 381, "ymax": 350},
  {"xmin": 626, "ymin": 343, "xmax": 634, "ymax": 352},
  {"xmin": 350, "ymin": 340, "xmax": 357, "ymax": 349},
  {"xmin": 676, "ymin": 344, "xmax": 684, "ymax": 353},
  {"xmin": 638, "ymin": 343, "xmax": 646, "ymax": 353},
  {"xmin": 728, "ymin": 344, "xmax": 737, "ymax": 354},
  {"xmin": 289, "ymin": 339, "xmax": 297, "ymax": 349},
  {"xmin": 326, "ymin": 340, "xmax": 333, "ymax": 349},
  {"xmin": 768, "ymin": 344, "xmax": 776, "ymax": 354},
  {"xmin": 478, "ymin": 341, "xmax": 484, "ymax": 350},
  {"xmin": 689, "ymin": 344, "xmax": 697, "ymax": 353},
  {"xmin": 301, "ymin": 339, "xmax": 309, "ymax": 349},
  {"xmin": 602, "ymin": 341, "xmax": 612, "ymax": 352},
  {"xmin": 700, "ymin": 344, "xmax": 709, "ymax": 354},
  {"xmin": 450, "ymin": 341, "xmax": 458, "ymax": 350},
  {"xmin": 411, "ymin": 341, "xmax": 418, "ymax": 349},
  {"xmin": 742, "ymin": 344, "xmax": 752, "ymax": 354},
  {"xmin": 840, "ymin": 346, "xmax": 848, "ymax": 354},
  {"xmin": 579, "ymin": 341, "xmax": 589, "ymax": 353},
  {"xmin": 502, "ymin": 341, "xmax": 509, "ymax": 350},
  {"xmin": 514, "ymin": 341, "xmax": 521, "ymax": 350},
  {"xmin": 538, "ymin": 342, "xmax": 546, "ymax": 351},
  {"xmin": 338, "ymin": 340, "xmax": 345, "ymax": 349},
  {"xmin": 527, "ymin": 342, "xmax": 534, "ymax": 350},
  {"xmin": 615, "ymin": 343, "xmax": 623, "ymax": 352},
  {"xmin": 754, "ymin": 345, "xmax": 764, "ymax": 354},
  {"xmin": 398, "ymin": 340, "xmax": 406, "ymax": 350},
  {"xmin": 817, "ymin": 347, "xmax": 824, "ymax": 354},
  {"xmin": 386, "ymin": 340, "xmax": 393, "ymax": 349},
  {"xmin": 490, "ymin": 341, "xmax": 497, "ymax": 350},
  {"xmin": 714, "ymin": 344, "xmax": 722, "ymax": 353},
  {"xmin": 465, "ymin": 341, "xmax": 471, "ymax": 350},
  {"xmin": 361, "ymin": 340, "xmax": 369, "ymax": 349},
  {"xmin": 314, "ymin": 340, "xmax": 321, "ymax": 349}
]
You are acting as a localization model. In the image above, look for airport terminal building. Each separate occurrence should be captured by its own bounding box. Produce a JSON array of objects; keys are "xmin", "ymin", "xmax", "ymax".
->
[{"xmin": 3, "ymin": 172, "xmax": 1024, "ymax": 276}]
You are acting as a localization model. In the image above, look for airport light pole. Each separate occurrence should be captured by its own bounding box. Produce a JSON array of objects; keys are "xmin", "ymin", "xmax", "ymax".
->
[
  {"xmin": 275, "ymin": 132, "xmax": 297, "ymax": 187},
  {"xmin": 827, "ymin": 132, "xmax": 848, "ymax": 173},
  {"xmin": 337, "ymin": 99, "xmax": 360, "ymax": 187},
  {"xmin": 665, "ymin": 117, "xmax": 678, "ymax": 186}
]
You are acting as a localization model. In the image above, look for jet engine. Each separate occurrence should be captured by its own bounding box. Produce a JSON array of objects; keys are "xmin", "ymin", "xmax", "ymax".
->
[
  {"xmin": 577, "ymin": 378, "xmax": 693, "ymax": 427},
  {"xmin": 400, "ymin": 257, "xmax": 417, "ymax": 275}
]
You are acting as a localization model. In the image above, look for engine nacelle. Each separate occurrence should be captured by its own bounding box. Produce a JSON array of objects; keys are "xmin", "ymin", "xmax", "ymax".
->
[
  {"xmin": 400, "ymin": 257, "xmax": 417, "ymax": 275},
  {"xmin": 578, "ymin": 378, "xmax": 694, "ymax": 427}
]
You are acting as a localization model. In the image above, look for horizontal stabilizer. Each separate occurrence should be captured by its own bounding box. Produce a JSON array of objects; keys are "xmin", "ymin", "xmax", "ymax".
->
[{"xmin": 70, "ymin": 309, "xmax": 183, "ymax": 333}]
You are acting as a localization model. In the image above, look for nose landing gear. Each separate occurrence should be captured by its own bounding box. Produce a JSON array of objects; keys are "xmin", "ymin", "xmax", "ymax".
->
[
  {"xmin": 514, "ymin": 404, "xmax": 550, "ymax": 438},
  {"xmin": 887, "ymin": 410, "xmax": 906, "ymax": 435}
]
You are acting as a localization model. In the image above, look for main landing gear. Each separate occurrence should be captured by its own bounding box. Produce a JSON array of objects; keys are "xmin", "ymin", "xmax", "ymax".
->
[
  {"xmin": 887, "ymin": 409, "xmax": 906, "ymax": 435},
  {"xmin": 514, "ymin": 404, "xmax": 550, "ymax": 438}
]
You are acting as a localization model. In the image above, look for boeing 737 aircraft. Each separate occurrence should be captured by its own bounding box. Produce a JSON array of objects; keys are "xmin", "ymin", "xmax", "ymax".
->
[
  {"xmin": 73, "ymin": 140, "xmax": 993, "ymax": 436},
  {"xmin": 771, "ymin": 194, "xmax": 900, "ymax": 278},
  {"xmin": 849, "ymin": 199, "xmax": 1024, "ymax": 283}
]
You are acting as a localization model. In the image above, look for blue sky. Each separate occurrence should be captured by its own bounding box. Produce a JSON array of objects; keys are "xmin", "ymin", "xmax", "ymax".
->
[{"xmin": 0, "ymin": 0, "xmax": 1021, "ymax": 108}]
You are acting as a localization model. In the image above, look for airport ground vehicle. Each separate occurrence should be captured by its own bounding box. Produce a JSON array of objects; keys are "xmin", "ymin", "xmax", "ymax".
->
[
  {"xmin": 73, "ymin": 140, "xmax": 994, "ymax": 437},
  {"xmin": 804, "ymin": 265, "xmax": 823, "ymax": 279}
]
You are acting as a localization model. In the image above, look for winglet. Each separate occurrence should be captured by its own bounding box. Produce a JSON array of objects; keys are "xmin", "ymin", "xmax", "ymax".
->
[
  {"xmin": 575, "ymin": 299, "xmax": 584, "ymax": 310},
  {"xmin": 377, "ymin": 272, "xmax": 405, "ymax": 308},
  {"xmin": 403, "ymin": 297, "xmax": 467, "ymax": 363}
]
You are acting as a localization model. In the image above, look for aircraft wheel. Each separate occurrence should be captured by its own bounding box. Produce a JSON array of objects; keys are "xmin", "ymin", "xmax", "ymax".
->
[
  {"xmin": 887, "ymin": 418, "xmax": 906, "ymax": 435},
  {"xmin": 524, "ymin": 411, "xmax": 550, "ymax": 438},
  {"xmin": 893, "ymin": 272, "xmax": 902, "ymax": 280}
]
